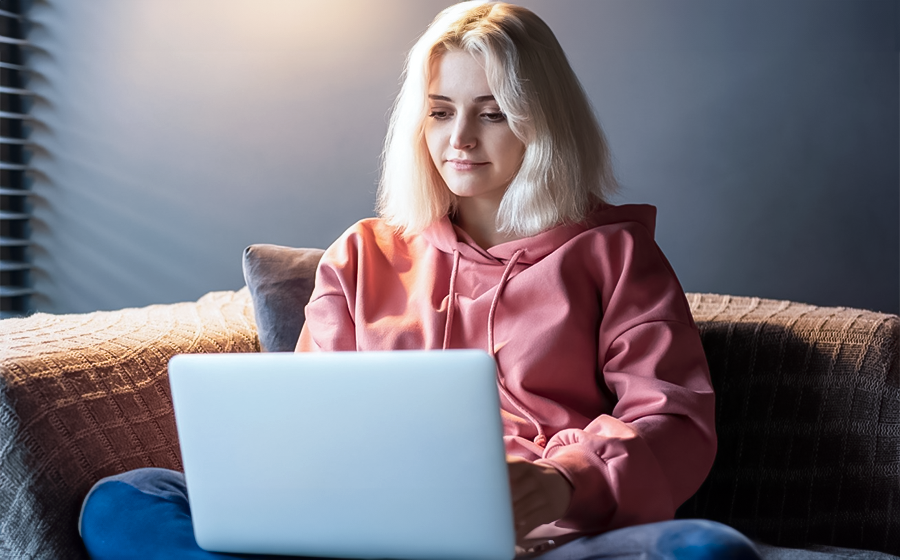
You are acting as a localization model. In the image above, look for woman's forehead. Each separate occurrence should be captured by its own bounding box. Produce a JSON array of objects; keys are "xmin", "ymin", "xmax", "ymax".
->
[{"xmin": 427, "ymin": 51, "xmax": 493, "ymax": 100}]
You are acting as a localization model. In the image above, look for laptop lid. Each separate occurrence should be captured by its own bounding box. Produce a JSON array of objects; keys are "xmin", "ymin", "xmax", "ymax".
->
[{"xmin": 168, "ymin": 350, "xmax": 516, "ymax": 560}]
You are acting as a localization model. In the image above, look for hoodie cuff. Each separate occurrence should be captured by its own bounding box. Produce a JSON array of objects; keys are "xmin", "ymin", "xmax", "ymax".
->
[
  {"xmin": 534, "ymin": 444, "xmax": 616, "ymax": 532},
  {"xmin": 535, "ymin": 425, "xmax": 676, "ymax": 533}
]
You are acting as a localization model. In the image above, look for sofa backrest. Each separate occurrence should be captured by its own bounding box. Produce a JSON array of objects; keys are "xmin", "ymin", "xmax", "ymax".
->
[{"xmin": 679, "ymin": 294, "xmax": 899, "ymax": 554}]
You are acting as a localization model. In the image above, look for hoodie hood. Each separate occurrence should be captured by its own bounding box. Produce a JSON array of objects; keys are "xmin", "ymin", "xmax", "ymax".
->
[{"xmin": 421, "ymin": 203, "xmax": 658, "ymax": 264}]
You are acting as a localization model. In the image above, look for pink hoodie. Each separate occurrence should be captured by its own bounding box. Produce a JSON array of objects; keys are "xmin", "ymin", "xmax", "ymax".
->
[{"xmin": 296, "ymin": 203, "xmax": 716, "ymax": 535}]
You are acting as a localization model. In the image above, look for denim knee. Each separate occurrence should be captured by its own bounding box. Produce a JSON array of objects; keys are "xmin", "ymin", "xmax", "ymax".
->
[
  {"xmin": 79, "ymin": 467, "xmax": 188, "ymax": 537},
  {"xmin": 656, "ymin": 519, "xmax": 761, "ymax": 560}
]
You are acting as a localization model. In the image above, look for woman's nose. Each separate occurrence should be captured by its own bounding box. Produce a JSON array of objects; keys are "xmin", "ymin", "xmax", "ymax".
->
[{"xmin": 450, "ymin": 116, "xmax": 476, "ymax": 150}]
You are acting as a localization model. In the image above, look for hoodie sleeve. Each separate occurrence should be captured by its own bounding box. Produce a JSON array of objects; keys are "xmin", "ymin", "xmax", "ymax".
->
[
  {"xmin": 295, "ymin": 228, "xmax": 360, "ymax": 353},
  {"xmin": 534, "ymin": 222, "xmax": 716, "ymax": 533}
]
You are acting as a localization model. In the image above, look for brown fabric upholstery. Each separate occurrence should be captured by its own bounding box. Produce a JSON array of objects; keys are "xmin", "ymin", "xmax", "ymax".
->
[
  {"xmin": 678, "ymin": 294, "xmax": 900, "ymax": 554},
  {"xmin": 0, "ymin": 289, "xmax": 258, "ymax": 560}
]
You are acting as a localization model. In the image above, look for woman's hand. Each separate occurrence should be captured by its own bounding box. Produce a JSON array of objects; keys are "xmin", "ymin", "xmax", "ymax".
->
[{"xmin": 506, "ymin": 456, "xmax": 573, "ymax": 544}]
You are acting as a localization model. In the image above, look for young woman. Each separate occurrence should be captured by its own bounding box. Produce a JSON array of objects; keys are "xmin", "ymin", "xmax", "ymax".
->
[{"xmin": 80, "ymin": 2, "xmax": 761, "ymax": 558}]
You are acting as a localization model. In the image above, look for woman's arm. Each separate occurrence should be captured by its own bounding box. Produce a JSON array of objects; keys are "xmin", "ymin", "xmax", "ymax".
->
[
  {"xmin": 295, "ymin": 231, "xmax": 360, "ymax": 353},
  {"xmin": 532, "ymin": 223, "xmax": 716, "ymax": 533}
]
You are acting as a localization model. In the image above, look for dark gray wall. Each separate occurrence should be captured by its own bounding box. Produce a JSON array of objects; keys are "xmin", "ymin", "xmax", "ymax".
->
[{"xmin": 24, "ymin": 0, "xmax": 899, "ymax": 314}]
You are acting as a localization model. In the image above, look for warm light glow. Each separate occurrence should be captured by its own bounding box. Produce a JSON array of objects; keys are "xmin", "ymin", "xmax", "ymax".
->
[{"xmin": 112, "ymin": 0, "xmax": 388, "ymax": 62}]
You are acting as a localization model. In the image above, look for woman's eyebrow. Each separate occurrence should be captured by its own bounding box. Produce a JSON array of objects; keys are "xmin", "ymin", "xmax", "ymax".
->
[{"xmin": 428, "ymin": 94, "xmax": 497, "ymax": 102}]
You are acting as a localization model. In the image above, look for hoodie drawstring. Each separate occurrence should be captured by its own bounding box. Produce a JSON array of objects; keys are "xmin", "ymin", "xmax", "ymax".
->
[
  {"xmin": 441, "ymin": 247, "xmax": 547, "ymax": 448},
  {"xmin": 486, "ymin": 249, "xmax": 523, "ymax": 357},
  {"xmin": 442, "ymin": 249, "xmax": 460, "ymax": 350},
  {"xmin": 487, "ymin": 249, "xmax": 548, "ymax": 449}
]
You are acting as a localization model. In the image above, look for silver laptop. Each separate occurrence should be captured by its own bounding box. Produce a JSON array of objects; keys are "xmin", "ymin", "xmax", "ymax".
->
[{"xmin": 168, "ymin": 350, "xmax": 516, "ymax": 560}]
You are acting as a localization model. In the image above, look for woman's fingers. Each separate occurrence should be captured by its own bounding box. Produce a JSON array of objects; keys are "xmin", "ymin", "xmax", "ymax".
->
[
  {"xmin": 514, "ymin": 502, "xmax": 548, "ymax": 542},
  {"xmin": 509, "ymin": 474, "xmax": 539, "ymax": 502},
  {"xmin": 506, "ymin": 457, "xmax": 573, "ymax": 544},
  {"xmin": 508, "ymin": 459, "xmax": 543, "ymax": 541}
]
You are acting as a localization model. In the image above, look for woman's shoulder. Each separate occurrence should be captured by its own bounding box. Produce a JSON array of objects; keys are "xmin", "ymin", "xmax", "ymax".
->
[
  {"xmin": 329, "ymin": 217, "xmax": 405, "ymax": 246},
  {"xmin": 322, "ymin": 217, "xmax": 420, "ymax": 263},
  {"xmin": 570, "ymin": 203, "xmax": 679, "ymax": 282},
  {"xmin": 583, "ymin": 203, "xmax": 658, "ymax": 239},
  {"xmin": 544, "ymin": 203, "xmax": 661, "ymax": 259}
]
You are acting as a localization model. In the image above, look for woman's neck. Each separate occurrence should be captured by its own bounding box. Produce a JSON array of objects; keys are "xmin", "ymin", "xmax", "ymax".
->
[{"xmin": 453, "ymin": 199, "xmax": 523, "ymax": 250}]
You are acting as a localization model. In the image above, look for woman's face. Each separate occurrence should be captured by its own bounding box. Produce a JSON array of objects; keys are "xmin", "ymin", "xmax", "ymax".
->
[{"xmin": 424, "ymin": 51, "xmax": 525, "ymax": 210}]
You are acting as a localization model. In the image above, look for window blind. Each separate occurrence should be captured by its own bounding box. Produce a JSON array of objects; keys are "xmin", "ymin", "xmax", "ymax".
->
[{"xmin": 0, "ymin": 0, "xmax": 31, "ymax": 318}]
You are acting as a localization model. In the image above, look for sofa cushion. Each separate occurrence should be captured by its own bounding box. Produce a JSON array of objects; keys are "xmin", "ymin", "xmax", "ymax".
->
[{"xmin": 242, "ymin": 244, "xmax": 325, "ymax": 352}]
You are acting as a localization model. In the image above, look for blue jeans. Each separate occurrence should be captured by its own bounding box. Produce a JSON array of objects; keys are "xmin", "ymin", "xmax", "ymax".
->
[{"xmin": 79, "ymin": 468, "xmax": 761, "ymax": 560}]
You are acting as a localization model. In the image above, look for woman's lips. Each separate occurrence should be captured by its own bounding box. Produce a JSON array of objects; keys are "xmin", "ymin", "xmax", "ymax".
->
[{"xmin": 447, "ymin": 159, "xmax": 488, "ymax": 171}]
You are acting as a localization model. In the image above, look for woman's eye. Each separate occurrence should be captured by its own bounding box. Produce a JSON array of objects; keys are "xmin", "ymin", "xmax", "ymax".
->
[
  {"xmin": 428, "ymin": 110, "xmax": 451, "ymax": 120},
  {"xmin": 482, "ymin": 112, "xmax": 507, "ymax": 123}
]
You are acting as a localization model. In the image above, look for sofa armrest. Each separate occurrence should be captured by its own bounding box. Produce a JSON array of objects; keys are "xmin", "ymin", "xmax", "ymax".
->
[
  {"xmin": 680, "ymin": 293, "xmax": 900, "ymax": 555},
  {"xmin": 0, "ymin": 288, "xmax": 258, "ymax": 560}
]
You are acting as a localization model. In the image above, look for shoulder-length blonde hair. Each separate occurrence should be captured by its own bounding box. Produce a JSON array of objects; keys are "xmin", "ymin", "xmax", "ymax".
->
[{"xmin": 377, "ymin": 1, "xmax": 618, "ymax": 236}]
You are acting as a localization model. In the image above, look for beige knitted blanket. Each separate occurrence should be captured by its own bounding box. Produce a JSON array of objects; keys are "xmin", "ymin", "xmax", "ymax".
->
[{"xmin": 0, "ymin": 289, "xmax": 258, "ymax": 559}]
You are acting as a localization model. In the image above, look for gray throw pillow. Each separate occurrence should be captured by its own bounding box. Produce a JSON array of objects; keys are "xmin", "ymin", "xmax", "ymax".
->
[{"xmin": 242, "ymin": 244, "xmax": 324, "ymax": 352}]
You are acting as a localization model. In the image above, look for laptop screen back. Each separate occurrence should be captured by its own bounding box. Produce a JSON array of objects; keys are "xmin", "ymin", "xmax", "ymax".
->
[{"xmin": 168, "ymin": 350, "xmax": 515, "ymax": 560}]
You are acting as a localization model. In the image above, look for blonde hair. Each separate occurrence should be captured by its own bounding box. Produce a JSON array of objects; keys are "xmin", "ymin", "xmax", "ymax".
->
[{"xmin": 377, "ymin": 1, "xmax": 618, "ymax": 236}]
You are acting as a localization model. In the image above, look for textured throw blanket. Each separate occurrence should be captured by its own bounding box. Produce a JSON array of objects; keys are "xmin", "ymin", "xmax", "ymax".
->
[
  {"xmin": 0, "ymin": 289, "xmax": 258, "ymax": 559},
  {"xmin": 681, "ymin": 294, "xmax": 899, "ymax": 554}
]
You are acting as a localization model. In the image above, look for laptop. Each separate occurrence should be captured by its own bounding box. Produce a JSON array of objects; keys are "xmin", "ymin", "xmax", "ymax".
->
[{"xmin": 168, "ymin": 350, "xmax": 516, "ymax": 560}]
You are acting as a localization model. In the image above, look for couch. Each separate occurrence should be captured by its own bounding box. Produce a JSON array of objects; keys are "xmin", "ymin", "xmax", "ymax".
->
[{"xmin": 0, "ymin": 244, "xmax": 897, "ymax": 559}]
